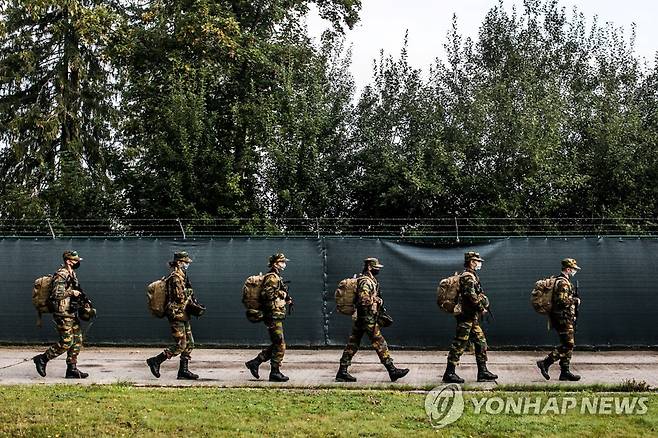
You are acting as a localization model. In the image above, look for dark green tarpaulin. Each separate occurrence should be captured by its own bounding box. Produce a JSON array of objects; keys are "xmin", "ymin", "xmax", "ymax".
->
[{"xmin": 2, "ymin": 237, "xmax": 656, "ymax": 347}]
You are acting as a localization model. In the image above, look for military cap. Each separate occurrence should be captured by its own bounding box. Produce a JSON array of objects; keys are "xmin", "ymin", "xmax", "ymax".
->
[
  {"xmin": 268, "ymin": 253, "xmax": 290, "ymax": 266},
  {"xmin": 464, "ymin": 251, "xmax": 484, "ymax": 263},
  {"xmin": 62, "ymin": 250, "xmax": 83, "ymax": 261},
  {"xmin": 561, "ymin": 258, "xmax": 581, "ymax": 270},
  {"xmin": 363, "ymin": 257, "xmax": 384, "ymax": 268},
  {"xmin": 173, "ymin": 251, "xmax": 193, "ymax": 263}
]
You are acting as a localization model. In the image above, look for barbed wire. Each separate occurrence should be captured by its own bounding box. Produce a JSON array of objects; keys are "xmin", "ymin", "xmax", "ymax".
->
[{"xmin": 0, "ymin": 217, "xmax": 657, "ymax": 238}]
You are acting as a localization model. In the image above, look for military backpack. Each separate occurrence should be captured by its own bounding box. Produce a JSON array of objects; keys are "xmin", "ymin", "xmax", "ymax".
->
[
  {"xmin": 242, "ymin": 273, "xmax": 270, "ymax": 323},
  {"xmin": 146, "ymin": 276, "xmax": 168, "ymax": 318},
  {"xmin": 531, "ymin": 276, "xmax": 563, "ymax": 314},
  {"xmin": 335, "ymin": 276, "xmax": 359, "ymax": 315},
  {"xmin": 437, "ymin": 272, "xmax": 472, "ymax": 314},
  {"xmin": 32, "ymin": 274, "xmax": 54, "ymax": 327}
]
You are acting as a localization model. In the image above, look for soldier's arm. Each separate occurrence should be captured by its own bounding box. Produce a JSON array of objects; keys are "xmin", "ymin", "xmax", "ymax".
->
[
  {"xmin": 51, "ymin": 271, "xmax": 73, "ymax": 300},
  {"xmin": 169, "ymin": 275, "xmax": 187, "ymax": 305},
  {"xmin": 260, "ymin": 274, "xmax": 280, "ymax": 302},
  {"xmin": 554, "ymin": 280, "xmax": 575, "ymax": 306},
  {"xmin": 356, "ymin": 279, "xmax": 375, "ymax": 307},
  {"xmin": 461, "ymin": 274, "xmax": 486, "ymax": 311}
]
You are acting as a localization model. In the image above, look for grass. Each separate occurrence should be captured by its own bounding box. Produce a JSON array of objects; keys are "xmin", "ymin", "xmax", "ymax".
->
[{"xmin": 0, "ymin": 385, "xmax": 655, "ymax": 437}]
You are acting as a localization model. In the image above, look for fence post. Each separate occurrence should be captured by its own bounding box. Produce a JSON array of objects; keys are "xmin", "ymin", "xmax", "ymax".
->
[
  {"xmin": 47, "ymin": 219, "xmax": 56, "ymax": 239},
  {"xmin": 177, "ymin": 218, "xmax": 186, "ymax": 239},
  {"xmin": 454, "ymin": 217, "xmax": 460, "ymax": 243}
]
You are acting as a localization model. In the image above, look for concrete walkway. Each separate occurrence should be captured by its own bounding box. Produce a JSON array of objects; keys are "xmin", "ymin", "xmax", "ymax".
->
[{"xmin": 1, "ymin": 347, "xmax": 656, "ymax": 388}]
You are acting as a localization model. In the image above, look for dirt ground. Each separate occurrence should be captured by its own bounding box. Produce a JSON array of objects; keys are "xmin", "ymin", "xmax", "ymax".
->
[{"xmin": 1, "ymin": 347, "xmax": 656, "ymax": 388}]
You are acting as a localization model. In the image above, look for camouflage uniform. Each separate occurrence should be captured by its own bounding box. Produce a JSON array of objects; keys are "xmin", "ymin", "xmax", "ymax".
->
[
  {"xmin": 537, "ymin": 258, "xmax": 581, "ymax": 381},
  {"xmin": 44, "ymin": 265, "xmax": 83, "ymax": 365},
  {"xmin": 546, "ymin": 273, "xmax": 577, "ymax": 366},
  {"xmin": 33, "ymin": 250, "xmax": 88, "ymax": 378},
  {"xmin": 336, "ymin": 257, "xmax": 408, "ymax": 382},
  {"xmin": 339, "ymin": 273, "xmax": 392, "ymax": 367},
  {"xmin": 164, "ymin": 266, "xmax": 195, "ymax": 360},
  {"xmin": 446, "ymin": 269, "xmax": 488, "ymax": 366},
  {"xmin": 256, "ymin": 270, "xmax": 289, "ymax": 366}
]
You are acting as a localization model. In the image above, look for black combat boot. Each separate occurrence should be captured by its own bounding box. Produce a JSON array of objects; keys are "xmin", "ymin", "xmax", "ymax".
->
[
  {"xmin": 245, "ymin": 357, "xmax": 262, "ymax": 379},
  {"xmin": 385, "ymin": 362, "xmax": 410, "ymax": 382},
  {"xmin": 33, "ymin": 354, "xmax": 49, "ymax": 377},
  {"xmin": 177, "ymin": 357, "xmax": 199, "ymax": 380},
  {"xmin": 476, "ymin": 361, "xmax": 498, "ymax": 382},
  {"xmin": 269, "ymin": 364, "xmax": 289, "ymax": 382},
  {"xmin": 442, "ymin": 362, "xmax": 464, "ymax": 384},
  {"xmin": 559, "ymin": 365, "xmax": 581, "ymax": 381},
  {"xmin": 536, "ymin": 357, "xmax": 554, "ymax": 380},
  {"xmin": 335, "ymin": 364, "xmax": 357, "ymax": 382},
  {"xmin": 146, "ymin": 352, "xmax": 168, "ymax": 378},
  {"xmin": 65, "ymin": 363, "xmax": 89, "ymax": 379}
]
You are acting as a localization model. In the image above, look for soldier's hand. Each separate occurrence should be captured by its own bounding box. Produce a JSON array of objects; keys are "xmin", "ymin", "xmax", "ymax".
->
[
  {"xmin": 71, "ymin": 290, "xmax": 81, "ymax": 297},
  {"xmin": 574, "ymin": 298, "xmax": 581, "ymax": 306}
]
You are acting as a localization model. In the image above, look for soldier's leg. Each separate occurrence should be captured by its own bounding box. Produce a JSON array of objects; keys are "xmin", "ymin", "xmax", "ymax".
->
[
  {"xmin": 45, "ymin": 317, "xmax": 75, "ymax": 360},
  {"xmin": 364, "ymin": 322, "xmax": 392, "ymax": 366},
  {"xmin": 472, "ymin": 321, "xmax": 497, "ymax": 381},
  {"xmin": 165, "ymin": 321, "xmax": 189, "ymax": 359},
  {"xmin": 267, "ymin": 320, "xmax": 286, "ymax": 366},
  {"xmin": 177, "ymin": 321, "xmax": 198, "ymax": 380},
  {"xmin": 65, "ymin": 320, "xmax": 83, "ymax": 365},
  {"xmin": 181, "ymin": 321, "xmax": 194, "ymax": 360},
  {"xmin": 339, "ymin": 322, "xmax": 366, "ymax": 367},
  {"xmin": 447, "ymin": 319, "xmax": 474, "ymax": 366}
]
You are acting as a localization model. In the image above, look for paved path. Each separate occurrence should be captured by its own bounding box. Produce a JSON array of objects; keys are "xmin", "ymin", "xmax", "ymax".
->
[{"xmin": 1, "ymin": 348, "xmax": 656, "ymax": 388}]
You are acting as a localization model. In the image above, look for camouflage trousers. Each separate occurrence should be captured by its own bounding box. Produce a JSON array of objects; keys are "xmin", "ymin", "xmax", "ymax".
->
[
  {"xmin": 164, "ymin": 320, "xmax": 194, "ymax": 359},
  {"xmin": 44, "ymin": 316, "xmax": 83, "ymax": 365},
  {"xmin": 339, "ymin": 319, "xmax": 392, "ymax": 367},
  {"xmin": 447, "ymin": 316, "xmax": 488, "ymax": 366},
  {"xmin": 257, "ymin": 319, "xmax": 286, "ymax": 366},
  {"xmin": 546, "ymin": 317, "xmax": 575, "ymax": 366}
]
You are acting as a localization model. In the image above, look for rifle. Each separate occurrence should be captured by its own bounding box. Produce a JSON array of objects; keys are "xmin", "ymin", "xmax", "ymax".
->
[
  {"xmin": 573, "ymin": 280, "xmax": 581, "ymax": 329},
  {"xmin": 283, "ymin": 280, "xmax": 294, "ymax": 315}
]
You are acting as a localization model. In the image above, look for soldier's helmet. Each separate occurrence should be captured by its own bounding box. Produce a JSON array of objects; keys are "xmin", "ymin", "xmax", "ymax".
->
[
  {"xmin": 464, "ymin": 251, "xmax": 484, "ymax": 263},
  {"xmin": 561, "ymin": 258, "xmax": 581, "ymax": 270},
  {"xmin": 268, "ymin": 253, "xmax": 290, "ymax": 266},
  {"xmin": 62, "ymin": 250, "xmax": 83, "ymax": 261},
  {"xmin": 363, "ymin": 257, "xmax": 384, "ymax": 269},
  {"xmin": 173, "ymin": 251, "xmax": 193, "ymax": 263}
]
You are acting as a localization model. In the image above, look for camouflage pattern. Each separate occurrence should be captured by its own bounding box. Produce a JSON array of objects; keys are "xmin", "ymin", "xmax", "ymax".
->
[
  {"xmin": 547, "ymin": 274, "xmax": 577, "ymax": 366},
  {"xmin": 363, "ymin": 257, "xmax": 384, "ymax": 269},
  {"xmin": 464, "ymin": 251, "xmax": 484, "ymax": 263},
  {"xmin": 561, "ymin": 258, "xmax": 581, "ymax": 270},
  {"xmin": 447, "ymin": 316, "xmax": 488, "ymax": 365},
  {"xmin": 62, "ymin": 250, "xmax": 82, "ymax": 261},
  {"xmin": 256, "ymin": 318, "xmax": 286, "ymax": 365},
  {"xmin": 447, "ymin": 268, "xmax": 489, "ymax": 365},
  {"xmin": 165, "ymin": 267, "xmax": 192, "ymax": 322},
  {"xmin": 44, "ymin": 315, "xmax": 83, "ymax": 364},
  {"xmin": 163, "ymin": 266, "xmax": 195, "ymax": 359},
  {"xmin": 339, "ymin": 272, "xmax": 393, "ymax": 366},
  {"xmin": 260, "ymin": 270, "xmax": 289, "ymax": 320},
  {"xmin": 51, "ymin": 266, "xmax": 79, "ymax": 317},
  {"xmin": 268, "ymin": 253, "xmax": 290, "ymax": 266},
  {"xmin": 173, "ymin": 251, "xmax": 193, "ymax": 263},
  {"xmin": 164, "ymin": 320, "xmax": 194, "ymax": 359}
]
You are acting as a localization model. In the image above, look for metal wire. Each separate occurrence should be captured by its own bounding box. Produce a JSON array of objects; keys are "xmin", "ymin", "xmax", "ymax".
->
[{"xmin": 0, "ymin": 217, "xmax": 656, "ymax": 238}]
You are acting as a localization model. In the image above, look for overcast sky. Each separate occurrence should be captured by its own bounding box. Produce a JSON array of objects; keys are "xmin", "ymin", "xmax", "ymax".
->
[{"xmin": 306, "ymin": 0, "xmax": 658, "ymax": 92}]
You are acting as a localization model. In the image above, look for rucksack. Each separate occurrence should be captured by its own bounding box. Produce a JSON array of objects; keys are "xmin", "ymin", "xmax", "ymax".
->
[
  {"xmin": 32, "ymin": 275, "xmax": 54, "ymax": 327},
  {"xmin": 242, "ymin": 273, "xmax": 268, "ymax": 322},
  {"xmin": 335, "ymin": 276, "xmax": 359, "ymax": 315},
  {"xmin": 531, "ymin": 276, "xmax": 562, "ymax": 314},
  {"xmin": 147, "ymin": 276, "xmax": 168, "ymax": 318},
  {"xmin": 437, "ymin": 272, "xmax": 472, "ymax": 314}
]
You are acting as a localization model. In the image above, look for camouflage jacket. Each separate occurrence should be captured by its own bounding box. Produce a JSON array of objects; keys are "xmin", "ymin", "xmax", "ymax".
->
[
  {"xmin": 355, "ymin": 273, "xmax": 381, "ymax": 322},
  {"xmin": 458, "ymin": 269, "xmax": 487, "ymax": 319},
  {"xmin": 260, "ymin": 269, "xmax": 288, "ymax": 320},
  {"xmin": 166, "ymin": 267, "xmax": 192, "ymax": 321},
  {"xmin": 50, "ymin": 265, "xmax": 79, "ymax": 318},
  {"xmin": 551, "ymin": 274, "xmax": 577, "ymax": 322}
]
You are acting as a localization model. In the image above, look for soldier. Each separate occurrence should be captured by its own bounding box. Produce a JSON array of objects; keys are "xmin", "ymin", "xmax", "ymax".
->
[
  {"xmin": 335, "ymin": 257, "xmax": 409, "ymax": 382},
  {"xmin": 245, "ymin": 253, "xmax": 294, "ymax": 382},
  {"xmin": 442, "ymin": 251, "xmax": 498, "ymax": 383},
  {"xmin": 536, "ymin": 258, "xmax": 582, "ymax": 381},
  {"xmin": 146, "ymin": 251, "xmax": 199, "ymax": 380},
  {"xmin": 32, "ymin": 250, "xmax": 89, "ymax": 378}
]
